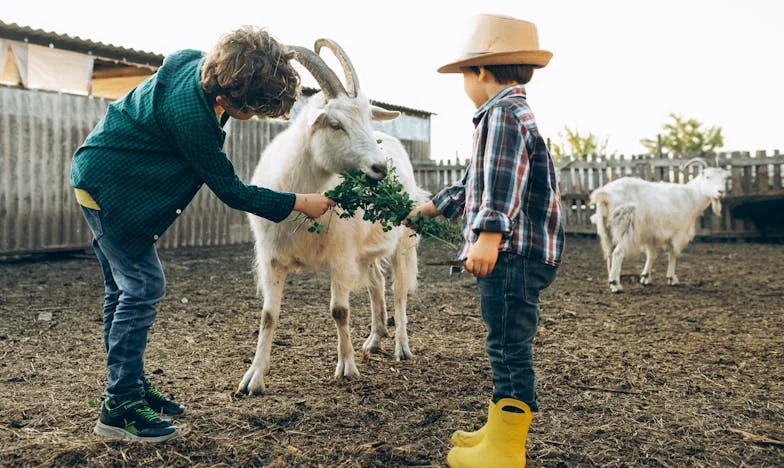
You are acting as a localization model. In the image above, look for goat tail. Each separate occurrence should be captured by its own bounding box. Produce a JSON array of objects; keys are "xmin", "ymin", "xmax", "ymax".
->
[
  {"xmin": 589, "ymin": 190, "xmax": 613, "ymax": 259},
  {"xmin": 609, "ymin": 204, "xmax": 637, "ymax": 255},
  {"xmin": 392, "ymin": 230, "xmax": 419, "ymax": 293},
  {"xmin": 410, "ymin": 186, "xmax": 432, "ymax": 205}
]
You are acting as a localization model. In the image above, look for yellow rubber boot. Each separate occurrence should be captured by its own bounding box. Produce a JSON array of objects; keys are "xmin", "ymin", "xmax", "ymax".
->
[
  {"xmin": 450, "ymin": 400, "xmax": 495, "ymax": 448},
  {"xmin": 447, "ymin": 398, "xmax": 533, "ymax": 468}
]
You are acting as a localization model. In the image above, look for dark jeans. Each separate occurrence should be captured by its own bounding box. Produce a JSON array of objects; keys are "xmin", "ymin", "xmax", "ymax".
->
[
  {"xmin": 476, "ymin": 252, "xmax": 558, "ymax": 412},
  {"xmin": 81, "ymin": 207, "xmax": 166, "ymax": 404}
]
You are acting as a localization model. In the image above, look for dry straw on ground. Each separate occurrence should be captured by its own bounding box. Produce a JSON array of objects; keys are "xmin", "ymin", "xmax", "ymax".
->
[{"xmin": 1, "ymin": 236, "xmax": 782, "ymax": 466}]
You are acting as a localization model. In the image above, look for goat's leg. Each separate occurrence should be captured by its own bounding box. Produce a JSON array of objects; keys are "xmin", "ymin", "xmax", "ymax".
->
[
  {"xmin": 330, "ymin": 278, "xmax": 360, "ymax": 378},
  {"xmin": 640, "ymin": 247, "xmax": 657, "ymax": 285},
  {"xmin": 390, "ymin": 237, "xmax": 417, "ymax": 361},
  {"xmin": 238, "ymin": 260, "xmax": 287, "ymax": 395},
  {"xmin": 362, "ymin": 261, "xmax": 389, "ymax": 354},
  {"xmin": 598, "ymin": 233, "xmax": 613, "ymax": 278},
  {"xmin": 608, "ymin": 245, "xmax": 625, "ymax": 293},
  {"xmin": 666, "ymin": 250, "xmax": 679, "ymax": 285}
]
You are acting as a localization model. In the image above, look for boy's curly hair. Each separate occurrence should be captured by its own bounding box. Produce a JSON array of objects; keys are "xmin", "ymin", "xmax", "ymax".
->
[{"xmin": 201, "ymin": 26, "xmax": 301, "ymax": 118}]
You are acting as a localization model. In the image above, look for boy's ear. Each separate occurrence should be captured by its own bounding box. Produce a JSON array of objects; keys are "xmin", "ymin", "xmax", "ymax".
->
[
  {"xmin": 371, "ymin": 105, "xmax": 400, "ymax": 122},
  {"xmin": 477, "ymin": 66, "xmax": 491, "ymax": 82}
]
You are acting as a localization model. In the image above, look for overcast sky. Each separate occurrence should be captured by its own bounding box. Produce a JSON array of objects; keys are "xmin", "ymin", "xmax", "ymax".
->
[{"xmin": 3, "ymin": 0, "xmax": 783, "ymax": 160}]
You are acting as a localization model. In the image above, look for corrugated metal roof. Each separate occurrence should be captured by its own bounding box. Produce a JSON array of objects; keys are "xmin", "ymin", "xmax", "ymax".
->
[
  {"xmin": 0, "ymin": 20, "xmax": 164, "ymax": 67},
  {"xmin": 0, "ymin": 20, "xmax": 434, "ymax": 116},
  {"xmin": 300, "ymin": 87, "xmax": 434, "ymax": 117}
]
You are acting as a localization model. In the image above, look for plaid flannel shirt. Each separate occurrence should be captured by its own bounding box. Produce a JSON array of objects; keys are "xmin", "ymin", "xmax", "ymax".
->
[
  {"xmin": 432, "ymin": 85, "xmax": 564, "ymax": 267},
  {"xmin": 70, "ymin": 49, "xmax": 296, "ymax": 258}
]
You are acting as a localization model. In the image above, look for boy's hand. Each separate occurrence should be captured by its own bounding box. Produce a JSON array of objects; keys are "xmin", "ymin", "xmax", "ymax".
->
[
  {"xmin": 464, "ymin": 232, "xmax": 503, "ymax": 278},
  {"xmin": 402, "ymin": 201, "xmax": 438, "ymax": 229},
  {"xmin": 294, "ymin": 193, "xmax": 336, "ymax": 218}
]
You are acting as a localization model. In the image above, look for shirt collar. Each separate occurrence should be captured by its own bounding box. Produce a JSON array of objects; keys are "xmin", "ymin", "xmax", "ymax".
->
[{"xmin": 473, "ymin": 84, "xmax": 527, "ymax": 125}]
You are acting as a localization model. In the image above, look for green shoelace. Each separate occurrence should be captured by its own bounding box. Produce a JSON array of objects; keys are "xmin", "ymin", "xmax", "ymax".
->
[
  {"xmin": 135, "ymin": 405, "xmax": 162, "ymax": 422},
  {"xmin": 146, "ymin": 384, "xmax": 166, "ymax": 400}
]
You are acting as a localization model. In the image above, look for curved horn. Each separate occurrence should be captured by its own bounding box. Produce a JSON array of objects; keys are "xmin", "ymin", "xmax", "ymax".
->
[
  {"xmin": 287, "ymin": 45, "xmax": 346, "ymax": 100},
  {"xmin": 314, "ymin": 38, "xmax": 359, "ymax": 98},
  {"xmin": 680, "ymin": 157, "xmax": 709, "ymax": 171}
]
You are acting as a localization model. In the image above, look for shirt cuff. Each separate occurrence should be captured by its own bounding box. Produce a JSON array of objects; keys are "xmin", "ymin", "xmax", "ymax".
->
[
  {"xmin": 432, "ymin": 188, "xmax": 463, "ymax": 219},
  {"xmin": 471, "ymin": 208, "xmax": 512, "ymax": 236},
  {"xmin": 262, "ymin": 191, "xmax": 297, "ymax": 222}
]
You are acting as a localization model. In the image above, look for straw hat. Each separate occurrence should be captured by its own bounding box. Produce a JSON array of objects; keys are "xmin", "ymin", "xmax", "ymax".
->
[{"xmin": 437, "ymin": 14, "xmax": 552, "ymax": 73}]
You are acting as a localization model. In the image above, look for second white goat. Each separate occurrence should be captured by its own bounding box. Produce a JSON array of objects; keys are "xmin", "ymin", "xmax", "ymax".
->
[{"xmin": 589, "ymin": 159, "xmax": 729, "ymax": 293}]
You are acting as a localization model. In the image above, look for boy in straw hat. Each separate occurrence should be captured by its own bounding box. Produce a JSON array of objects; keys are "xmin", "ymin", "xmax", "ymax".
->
[{"xmin": 405, "ymin": 13, "xmax": 564, "ymax": 467}]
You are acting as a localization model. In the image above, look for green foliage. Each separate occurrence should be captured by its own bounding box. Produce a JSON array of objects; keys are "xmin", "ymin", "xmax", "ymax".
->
[
  {"xmin": 641, "ymin": 113, "xmax": 724, "ymax": 158},
  {"xmin": 324, "ymin": 168, "xmax": 413, "ymax": 232},
  {"xmin": 550, "ymin": 125, "xmax": 610, "ymax": 161},
  {"xmin": 406, "ymin": 215, "xmax": 462, "ymax": 248},
  {"xmin": 315, "ymin": 167, "xmax": 461, "ymax": 248}
]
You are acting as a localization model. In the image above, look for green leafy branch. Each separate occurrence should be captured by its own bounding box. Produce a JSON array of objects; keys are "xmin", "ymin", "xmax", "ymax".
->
[{"xmin": 311, "ymin": 165, "xmax": 461, "ymax": 249}]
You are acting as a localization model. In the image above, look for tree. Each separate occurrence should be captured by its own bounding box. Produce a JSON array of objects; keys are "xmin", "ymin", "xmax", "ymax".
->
[
  {"xmin": 550, "ymin": 125, "xmax": 610, "ymax": 161},
  {"xmin": 641, "ymin": 113, "xmax": 724, "ymax": 158}
]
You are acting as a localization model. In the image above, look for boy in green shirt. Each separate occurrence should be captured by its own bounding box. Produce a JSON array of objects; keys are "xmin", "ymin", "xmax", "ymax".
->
[{"xmin": 71, "ymin": 25, "xmax": 334, "ymax": 442}]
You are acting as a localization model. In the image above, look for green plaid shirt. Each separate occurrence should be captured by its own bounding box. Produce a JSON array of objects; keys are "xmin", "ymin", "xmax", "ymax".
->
[{"xmin": 70, "ymin": 49, "xmax": 296, "ymax": 257}]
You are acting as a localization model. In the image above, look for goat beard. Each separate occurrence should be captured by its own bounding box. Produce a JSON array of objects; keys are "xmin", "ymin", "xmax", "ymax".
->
[{"xmin": 711, "ymin": 198, "xmax": 723, "ymax": 216}]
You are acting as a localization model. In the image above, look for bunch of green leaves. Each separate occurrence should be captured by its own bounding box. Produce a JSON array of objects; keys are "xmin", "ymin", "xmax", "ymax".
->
[
  {"xmin": 309, "ymin": 165, "xmax": 461, "ymax": 249},
  {"xmin": 322, "ymin": 168, "xmax": 413, "ymax": 232}
]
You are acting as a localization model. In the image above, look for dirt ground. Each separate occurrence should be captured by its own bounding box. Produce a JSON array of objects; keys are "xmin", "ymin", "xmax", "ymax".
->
[{"xmin": 0, "ymin": 235, "xmax": 782, "ymax": 467}]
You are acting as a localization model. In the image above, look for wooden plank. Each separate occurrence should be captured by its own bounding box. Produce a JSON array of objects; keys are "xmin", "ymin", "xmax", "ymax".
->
[{"xmin": 756, "ymin": 162, "xmax": 770, "ymax": 193}]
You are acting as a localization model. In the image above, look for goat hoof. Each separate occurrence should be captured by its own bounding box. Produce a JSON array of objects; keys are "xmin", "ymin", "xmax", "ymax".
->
[
  {"xmin": 395, "ymin": 342, "xmax": 414, "ymax": 361},
  {"xmin": 334, "ymin": 360, "xmax": 360, "ymax": 379},
  {"xmin": 667, "ymin": 276, "xmax": 679, "ymax": 286},
  {"xmin": 362, "ymin": 334, "xmax": 383, "ymax": 353},
  {"xmin": 237, "ymin": 368, "xmax": 266, "ymax": 396},
  {"xmin": 363, "ymin": 345, "xmax": 383, "ymax": 355}
]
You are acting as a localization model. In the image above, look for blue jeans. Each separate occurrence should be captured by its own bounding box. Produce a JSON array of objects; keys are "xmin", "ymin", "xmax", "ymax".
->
[
  {"xmin": 80, "ymin": 206, "xmax": 166, "ymax": 404},
  {"xmin": 476, "ymin": 252, "xmax": 558, "ymax": 412}
]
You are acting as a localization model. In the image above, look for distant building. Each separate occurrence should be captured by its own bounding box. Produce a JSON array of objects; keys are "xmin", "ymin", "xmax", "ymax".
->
[
  {"xmin": 0, "ymin": 20, "xmax": 434, "ymax": 162},
  {"xmin": 0, "ymin": 21, "xmax": 439, "ymax": 255}
]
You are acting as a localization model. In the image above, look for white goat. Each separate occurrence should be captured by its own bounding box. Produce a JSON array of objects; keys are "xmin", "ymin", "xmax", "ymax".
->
[
  {"xmin": 237, "ymin": 39, "xmax": 429, "ymax": 395},
  {"xmin": 589, "ymin": 159, "xmax": 729, "ymax": 293}
]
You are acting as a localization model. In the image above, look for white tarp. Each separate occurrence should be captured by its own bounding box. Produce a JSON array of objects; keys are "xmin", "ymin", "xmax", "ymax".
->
[
  {"xmin": 0, "ymin": 40, "xmax": 7, "ymax": 74},
  {"xmin": 0, "ymin": 39, "xmax": 22, "ymax": 86},
  {"xmin": 25, "ymin": 43, "xmax": 94, "ymax": 95},
  {"xmin": 1, "ymin": 40, "xmax": 93, "ymax": 94},
  {"xmin": 9, "ymin": 41, "xmax": 28, "ymax": 86}
]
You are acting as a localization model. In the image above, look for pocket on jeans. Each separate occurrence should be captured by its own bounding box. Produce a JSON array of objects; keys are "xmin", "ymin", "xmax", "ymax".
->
[
  {"xmin": 523, "ymin": 260, "xmax": 558, "ymax": 301},
  {"xmin": 81, "ymin": 206, "xmax": 104, "ymax": 240}
]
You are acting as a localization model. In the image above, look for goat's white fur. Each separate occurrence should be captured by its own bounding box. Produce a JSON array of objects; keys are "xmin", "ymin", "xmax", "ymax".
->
[
  {"xmin": 589, "ymin": 165, "xmax": 729, "ymax": 292},
  {"xmin": 237, "ymin": 90, "xmax": 429, "ymax": 395}
]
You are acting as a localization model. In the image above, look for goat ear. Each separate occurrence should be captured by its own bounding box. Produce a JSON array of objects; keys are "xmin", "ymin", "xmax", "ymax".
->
[
  {"xmin": 307, "ymin": 108, "xmax": 327, "ymax": 128},
  {"xmin": 371, "ymin": 105, "xmax": 400, "ymax": 122}
]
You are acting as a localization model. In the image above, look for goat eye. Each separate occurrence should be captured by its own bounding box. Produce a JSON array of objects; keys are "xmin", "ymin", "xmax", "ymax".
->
[{"xmin": 328, "ymin": 120, "xmax": 343, "ymax": 131}]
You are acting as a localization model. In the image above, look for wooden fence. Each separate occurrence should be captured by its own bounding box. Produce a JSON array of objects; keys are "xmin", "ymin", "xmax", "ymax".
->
[
  {"xmin": 0, "ymin": 86, "xmax": 432, "ymax": 256},
  {"xmin": 413, "ymin": 152, "xmax": 784, "ymax": 240},
  {"xmin": 2, "ymin": 81, "xmax": 781, "ymax": 256}
]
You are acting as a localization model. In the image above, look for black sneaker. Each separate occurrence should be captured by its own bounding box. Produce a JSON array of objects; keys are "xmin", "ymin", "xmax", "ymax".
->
[
  {"xmin": 143, "ymin": 377, "xmax": 185, "ymax": 417},
  {"xmin": 93, "ymin": 399, "xmax": 179, "ymax": 442}
]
